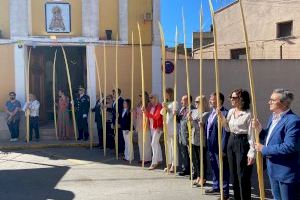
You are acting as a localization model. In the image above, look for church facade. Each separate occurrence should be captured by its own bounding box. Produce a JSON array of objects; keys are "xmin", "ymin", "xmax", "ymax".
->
[{"xmin": 0, "ymin": 0, "xmax": 161, "ymax": 124}]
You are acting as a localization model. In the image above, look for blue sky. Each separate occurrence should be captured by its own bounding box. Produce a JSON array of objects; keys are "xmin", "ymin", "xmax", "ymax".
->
[{"xmin": 161, "ymin": 0, "xmax": 235, "ymax": 48}]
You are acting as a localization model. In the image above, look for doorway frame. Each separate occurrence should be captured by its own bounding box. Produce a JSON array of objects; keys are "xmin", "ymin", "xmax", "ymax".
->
[{"xmin": 16, "ymin": 44, "xmax": 96, "ymax": 129}]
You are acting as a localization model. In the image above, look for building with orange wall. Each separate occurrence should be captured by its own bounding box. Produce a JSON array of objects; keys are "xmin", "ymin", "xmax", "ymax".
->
[{"xmin": 0, "ymin": 0, "xmax": 161, "ymax": 125}]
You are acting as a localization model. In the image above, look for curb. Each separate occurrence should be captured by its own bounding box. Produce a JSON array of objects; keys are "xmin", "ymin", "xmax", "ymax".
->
[{"xmin": 0, "ymin": 142, "xmax": 98, "ymax": 151}]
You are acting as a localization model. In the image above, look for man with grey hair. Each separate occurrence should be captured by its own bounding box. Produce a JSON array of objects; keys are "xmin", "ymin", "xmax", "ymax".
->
[
  {"xmin": 177, "ymin": 95, "xmax": 195, "ymax": 176},
  {"xmin": 253, "ymin": 88, "xmax": 300, "ymax": 200},
  {"xmin": 23, "ymin": 94, "xmax": 40, "ymax": 141}
]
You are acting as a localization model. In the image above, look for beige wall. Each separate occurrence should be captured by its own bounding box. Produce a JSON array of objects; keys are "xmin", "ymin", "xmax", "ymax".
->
[
  {"xmin": 128, "ymin": 0, "xmax": 152, "ymax": 45},
  {"xmin": 7, "ymin": 0, "xmax": 154, "ymax": 44},
  {"xmin": 94, "ymin": 45, "xmax": 152, "ymax": 101},
  {"xmin": 195, "ymin": 1, "xmax": 300, "ymax": 59},
  {"xmin": 0, "ymin": 45, "xmax": 15, "ymax": 107},
  {"xmin": 0, "ymin": 0, "xmax": 10, "ymax": 38},
  {"xmin": 31, "ymin": 0, "xmax": 82, "ymax": 36},
  {"xmin": 166, "ymin": 59, "xmax": 300, "ymax": 124},
  {"xmin": 99, "ymin": 0, "xmax": 119, "ymax": 40},
  {"xmin": 99, "ymin": 0, "xmax": 153, "ymax": 44}
]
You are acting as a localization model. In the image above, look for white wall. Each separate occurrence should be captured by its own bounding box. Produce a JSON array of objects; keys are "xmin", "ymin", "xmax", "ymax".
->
[{"xmin": 166, "ymin": 59, "xmax": 300, "ymax": 125}]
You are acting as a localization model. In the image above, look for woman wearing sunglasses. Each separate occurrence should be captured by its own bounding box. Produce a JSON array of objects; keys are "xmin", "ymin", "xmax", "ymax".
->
[{"xmin": 218, "ymin": 89, "xmax": 255, "ymax": 200}]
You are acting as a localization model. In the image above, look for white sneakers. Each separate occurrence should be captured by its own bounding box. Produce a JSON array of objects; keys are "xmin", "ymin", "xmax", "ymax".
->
[{"xmin": 10, "ymin": 138, "xmax": 18, "ymax": 142}]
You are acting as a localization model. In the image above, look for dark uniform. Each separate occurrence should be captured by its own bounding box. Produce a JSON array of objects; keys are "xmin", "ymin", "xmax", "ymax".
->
[
  {"xmin": 75, "ymin": 94, "xmax": 90, "ymax": 140},
  {"xmin": 91, "ymin": 99, "xmax": 103, "ymax": 147}
]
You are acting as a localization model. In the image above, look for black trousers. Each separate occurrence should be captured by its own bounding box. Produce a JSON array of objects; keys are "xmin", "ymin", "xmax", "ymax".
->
[
  {"xmin": 29, "ymin": 116, "xmax": 39, "ymax": 140},
  {"xmin": 77, "ymin": 116, "xmax": 89, "ymax": 140},
  {"xmin": 96, "ymin": 121, "xmax": 103, "ymax": 146},
  {"xmin": 106, "ymin": 122, "xmax": 115, "ymax": 149},
  {"xmin": 179, "ymin": 142, "xmax": 190, "ymax": 173},
  {"xmin": 117, "ymin": 128, "xmax": 125, "ymax": 154},
  {"xmin": 192, "ymin": 144, "xmax": 207, "ymax": 179},
  {"xmin": 227, "ymin": 134, "xmax": 253, "ymax": 200}
]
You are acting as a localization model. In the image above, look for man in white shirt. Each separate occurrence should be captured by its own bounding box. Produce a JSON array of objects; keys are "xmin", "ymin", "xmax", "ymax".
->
[{"xmin": 24, "ymin": 94, "xmax": 40, "ymax": 141}]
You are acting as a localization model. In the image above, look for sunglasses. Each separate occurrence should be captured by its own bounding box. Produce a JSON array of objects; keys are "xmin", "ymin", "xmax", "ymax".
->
[
  {"xmin": 195, "ymin": 101, "xmax": 199, "ymax": 103},
  {"xmin": 230, "ymin": 96, "xmax": 239, "ymax": 100}
]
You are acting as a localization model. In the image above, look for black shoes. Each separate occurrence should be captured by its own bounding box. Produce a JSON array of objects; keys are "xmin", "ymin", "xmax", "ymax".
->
[
  {"xmin": 205, "ymin": 188, "xmax": 220, "ymax": 195},
  {"xmin": 205, "ymin": 188, "xmax": 231, "ymax": 200},
  {"xmin": 177, "ymin": 171, "xmax": 190, "ymax": 176}
]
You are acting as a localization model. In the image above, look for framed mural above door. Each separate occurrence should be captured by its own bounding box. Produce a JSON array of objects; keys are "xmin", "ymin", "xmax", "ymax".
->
[{"xmin": 45, "ymin": 2, "xmax": 71, "ymax": 33}]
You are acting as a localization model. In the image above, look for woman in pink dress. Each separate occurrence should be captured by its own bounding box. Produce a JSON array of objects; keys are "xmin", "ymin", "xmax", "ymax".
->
[
  {"xmin": 134, "ymin": 91, "xmax": 152, "ymax": 164},
  {"xmin": 57, "ymin": 90, "xmax": 73, "ymax": 140}
]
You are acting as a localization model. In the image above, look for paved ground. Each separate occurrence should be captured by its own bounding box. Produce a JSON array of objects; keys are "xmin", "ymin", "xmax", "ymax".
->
[
  {"xmin": 0, "ymin": 139, "xmax": 92, "ymax": 150},
  {"xmin": 0, "ymin": 146, "xmax": 273, "ymax": 200}
]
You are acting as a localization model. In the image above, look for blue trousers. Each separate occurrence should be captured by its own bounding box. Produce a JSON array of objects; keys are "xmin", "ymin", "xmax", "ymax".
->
[
  {"xmin": 209, "ymin": 151, "xmax": 230, "ymax": 198},
  {"xmin": 7, "ymin": 119, "xmax": 20, "ymax": 139},
  {"xmin": 269, "ymin": 176, "xmax": 296, "ymax": 200}
]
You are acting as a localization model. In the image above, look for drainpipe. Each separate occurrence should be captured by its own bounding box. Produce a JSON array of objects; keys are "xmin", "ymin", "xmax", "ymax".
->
[{"xmin": 280, "ymin": 43, "xmax": 285, "ymax": 59}]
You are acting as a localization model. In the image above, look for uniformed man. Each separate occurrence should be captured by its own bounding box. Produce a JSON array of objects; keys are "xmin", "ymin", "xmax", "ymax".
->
[{"xmin": 75, "ymin": 87, "xmax": 90, "ymax": 141}]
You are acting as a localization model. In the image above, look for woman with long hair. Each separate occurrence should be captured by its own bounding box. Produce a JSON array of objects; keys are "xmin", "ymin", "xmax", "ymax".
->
[
  {"xmin": 190, "ymin": 95, "xmax": 210, "ymax": 186},
  {"xmin": 219, "ymin": 89, "xmax": 255, "ymax": 200},
  {"xmin": 134, "ymin": 92, "xmax": 152, "ymax": 164},
  {"xmin": 57, "ymin": 90, "xmax": 73, "ymax": 140},
  {"xmin": 160, "ymin": 88, "xmax": 178, "ymax": 173}
]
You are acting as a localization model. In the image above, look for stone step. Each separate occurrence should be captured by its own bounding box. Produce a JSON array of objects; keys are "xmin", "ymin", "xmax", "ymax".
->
[
  {"xmin": 0, "ymin": 140, "xmax": 96, "ymax": 151},
  {"xmin": 0, "ymin": 129, "xmax": 99, "ymax": 141}
]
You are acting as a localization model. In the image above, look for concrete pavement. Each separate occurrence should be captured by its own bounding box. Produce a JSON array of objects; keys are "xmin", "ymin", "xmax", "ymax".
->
[
  {"xmin": 0, "ymin": 147, "xmax": 220, "ymax": 200},
  {"xmin": 0, "ymin": 146, "xmax": 273, "ymax": 200}
]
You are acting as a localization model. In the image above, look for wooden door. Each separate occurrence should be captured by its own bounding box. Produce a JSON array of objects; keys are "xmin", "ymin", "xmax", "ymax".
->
[{"xmin": 29, "ymin": 48, "xmax": 46, "ymax": 123}]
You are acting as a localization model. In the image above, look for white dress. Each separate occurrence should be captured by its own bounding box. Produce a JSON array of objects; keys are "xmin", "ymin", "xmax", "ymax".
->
[{"xmin": 160, "ymin": 101, "xmax": 178, "ymax": 165}]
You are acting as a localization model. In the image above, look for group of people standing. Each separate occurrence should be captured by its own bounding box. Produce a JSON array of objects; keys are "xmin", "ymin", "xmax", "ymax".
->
[
  {"xmin": 94, "ymin": 87, "xmax": 299, "ymax": 200},
  {"xmin": 4, "ymin": 92, "xmax": 40, "ymax": 142},
  {"xmin": 3, "ymin": 87, "xmax": 299, "ymax": 200},
  {"xmin": 3, "ymin": 87, "xmax": 93, "ymax": 142}
]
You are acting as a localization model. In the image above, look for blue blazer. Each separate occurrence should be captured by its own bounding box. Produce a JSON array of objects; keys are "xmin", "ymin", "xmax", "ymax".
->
[
  {"xmin": 260, "ymin": 110, "xmax": 300, "ymax": 183},
  {"xmin": 120, "ymin": 110, "xmax": 131, "ymax": 131},
  {"xmin": 206, "ymin": 107, "xmax": 229, "ymax": 154}
]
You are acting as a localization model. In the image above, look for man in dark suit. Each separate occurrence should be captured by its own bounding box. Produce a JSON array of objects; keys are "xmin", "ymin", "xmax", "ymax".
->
[
  {"xmin": 254, "ymin": 89, "xmax": 300, "ymax": 200},
  {"xmin": 92, "ymin": 95, "xmax": 103, "ymax": 148},
  {"xmin": 205, "ymin": 92, "xmax": 230, "ymax": 200},
  {"xmin": 75, "ymin": 87, "xmax": 90, "ymax": 141},
  {"xmin": 177, "ymin": 95, "xmax": 195, "ymax": 176},
  {"xmin": 112, "ymin": 88, "xmax": 124, "ymax": 153}
]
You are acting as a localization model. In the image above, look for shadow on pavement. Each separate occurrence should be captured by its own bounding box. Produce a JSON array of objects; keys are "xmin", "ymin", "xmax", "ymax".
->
[
  {"xmin": 0, "ymin": 166, "xmax": 75, "ymax": 200},
  {"xmin": 1, "ymin": 143, "xmax": 275, "ymax": 200}
]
